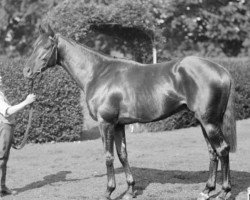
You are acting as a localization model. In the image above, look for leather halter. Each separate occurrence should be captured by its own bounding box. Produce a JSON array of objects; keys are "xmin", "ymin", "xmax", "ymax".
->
[{"xmin": 36, "ymin": 35, "xmax": 58, "ymax": 74}]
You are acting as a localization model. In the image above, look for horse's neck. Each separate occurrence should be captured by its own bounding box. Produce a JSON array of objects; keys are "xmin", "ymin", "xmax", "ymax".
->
[{"xmin": 57, "ymin": 35, "xmax": 102, "ymax": 91}]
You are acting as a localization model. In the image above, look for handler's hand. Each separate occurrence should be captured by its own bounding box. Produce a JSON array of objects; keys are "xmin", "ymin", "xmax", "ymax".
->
[{"xmin": 25, "ymin": 94, "xmax": 36, "ymax": 105}]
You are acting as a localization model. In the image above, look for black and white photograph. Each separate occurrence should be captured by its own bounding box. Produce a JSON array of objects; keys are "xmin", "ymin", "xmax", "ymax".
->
[{"xmin": 0, "ymin": 0, "xmax": 249, "ymax": 199}]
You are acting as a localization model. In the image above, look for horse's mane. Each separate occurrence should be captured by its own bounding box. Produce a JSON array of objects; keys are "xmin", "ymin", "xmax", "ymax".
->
[{"xmin": 58, "ymin": 34, "xmax": 141, "ymax": 65}]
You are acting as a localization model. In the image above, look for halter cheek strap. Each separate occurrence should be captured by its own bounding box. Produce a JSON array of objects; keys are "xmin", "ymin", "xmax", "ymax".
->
[{"xmin": 45, "ymin": 35, "xmax": 58, "ymax": 68}]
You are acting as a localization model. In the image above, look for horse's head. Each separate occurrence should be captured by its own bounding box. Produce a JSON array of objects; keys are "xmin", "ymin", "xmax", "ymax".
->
[{"xmin": 23, "ymin": 24, "xmax": 58, "ymax": 79}]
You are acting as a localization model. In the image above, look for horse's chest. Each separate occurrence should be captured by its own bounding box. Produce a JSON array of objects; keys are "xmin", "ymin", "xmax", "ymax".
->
[{"xmin": 86, "ymin": 89, "xmax": 122, "ymax": 122}]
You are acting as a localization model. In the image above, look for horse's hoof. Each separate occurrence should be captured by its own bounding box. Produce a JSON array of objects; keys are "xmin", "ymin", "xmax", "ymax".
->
[
  {"xmin": 197, "ymin": 192, "xmax": 209, "ymax": 200},
  {"xmin": 0, "ymin": 187, "xmax": 18, "ymax": 197},
  {"xmin": 215, "ymin": 191, "xmax": 232, "ymax": 200}
]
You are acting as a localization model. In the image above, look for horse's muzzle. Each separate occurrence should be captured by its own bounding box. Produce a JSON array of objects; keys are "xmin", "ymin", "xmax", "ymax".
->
[{"xmin": 23, "ymin": 67, "xmax": 33, "ymax": 79}]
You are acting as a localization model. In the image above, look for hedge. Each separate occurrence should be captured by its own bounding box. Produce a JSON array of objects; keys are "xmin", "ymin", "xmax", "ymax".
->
[
  {"xmin": 45, "ymin": 0, "xmax": 163, "ymax": 43},
  {"xmin": 0, "ymin": 56, "xmax": 249, "ymax": 143},
  {"xmin": 0, "ymin": 57, "xmax": 83, "ymax": 144}
]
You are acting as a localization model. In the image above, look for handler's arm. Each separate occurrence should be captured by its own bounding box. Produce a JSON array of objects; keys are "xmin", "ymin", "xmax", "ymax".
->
[{"xmin": 6, "ymin": 94, "xmax": 36, "ymax": 116}]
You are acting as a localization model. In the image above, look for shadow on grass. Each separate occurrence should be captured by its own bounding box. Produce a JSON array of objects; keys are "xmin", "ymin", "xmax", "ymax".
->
[
  {"xmin": 12, "ymin": 168, "xmax": 250, "ymax": 199},
  {"xmin": 14, "ymin": 171, "xmax": 80, "ymax": 194},
  {"xmin": 95, "ymin": 167, "xmax": 250, "ymax": 200}
]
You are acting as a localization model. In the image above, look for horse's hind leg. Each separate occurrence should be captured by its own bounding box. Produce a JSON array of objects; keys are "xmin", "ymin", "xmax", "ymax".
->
[
  {"xmin": 198, "ymin": 126, "xmax": 218, "ymax": 200},
  {"xmin": 99, "ymin": 122, "xmax": 116, "ymax": 200},
  {"xmin": 114, "ymin": 124, "xmax": 135, "ymax": 200},
  {"xmin": 217, "ymin": 151, "xmax": 231, "ymax": 199},
  {"xmin": 200, "ymin": 122, "xmax": 231, "ymax": 200}
]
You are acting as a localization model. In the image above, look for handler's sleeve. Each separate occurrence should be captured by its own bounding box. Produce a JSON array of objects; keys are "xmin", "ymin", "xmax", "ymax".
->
[{"xmin": 0, "ymin": 94, "xmax": 11, "ymax": 117}]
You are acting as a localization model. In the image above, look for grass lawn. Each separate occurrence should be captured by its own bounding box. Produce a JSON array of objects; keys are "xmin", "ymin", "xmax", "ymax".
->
[{"xmin": 3, "ymin": 119, "xmax": 250, "ymax": 200}]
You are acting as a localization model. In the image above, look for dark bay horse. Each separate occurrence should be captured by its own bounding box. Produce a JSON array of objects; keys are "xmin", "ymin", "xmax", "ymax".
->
[{"xmin": 23, "ymin": 24, "xmax": 236, "ymax": 200}]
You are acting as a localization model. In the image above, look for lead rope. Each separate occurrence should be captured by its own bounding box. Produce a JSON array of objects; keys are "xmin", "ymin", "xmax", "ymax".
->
[
  {"xmin": 12, "ymin": 36, "xmax": 56, "ymax": 150},
  {"xmin": 12, "ymin": 79, "xmax": 34, "ymax": 150}
]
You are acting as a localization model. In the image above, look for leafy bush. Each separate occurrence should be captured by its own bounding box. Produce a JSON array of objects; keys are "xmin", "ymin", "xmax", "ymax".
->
[
  {"xmin": 0, "ymin": 57, "xmax": 83, "ymax": 144},
  {"xmin": 44, "ymin": 0, "xmax": 250, "ymax": 59},
  {"xmin": 218, "ymin": 58, "xmax": 250, "ymax": 119},
  {"xmin": 45, "ymin": 0, "xmax": 162, "ymax": 42}
]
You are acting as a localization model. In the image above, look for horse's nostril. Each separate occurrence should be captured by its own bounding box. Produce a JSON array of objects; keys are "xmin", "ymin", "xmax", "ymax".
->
[
  {"xmin": 23, "ymin": 67, "xmax": 32, "ymax": 77},
  {"xmin": 27, "ymin": 68, "xmax": 31, "ymax": 74}
]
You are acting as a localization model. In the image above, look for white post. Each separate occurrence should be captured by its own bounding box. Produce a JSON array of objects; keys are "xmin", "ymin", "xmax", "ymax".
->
[
  {"xmin": 152, "ymin": 37, "xmax": 157, "ymax": 64},
  {"xmin": 153, "ymin": 45, "xmax": 157, "ymax": 64}
]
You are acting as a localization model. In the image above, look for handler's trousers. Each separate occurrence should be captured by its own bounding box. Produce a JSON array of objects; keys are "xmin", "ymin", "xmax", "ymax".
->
[{"xmin": 0, "ymin": 123, "xmax": 13, "ymax": 188}]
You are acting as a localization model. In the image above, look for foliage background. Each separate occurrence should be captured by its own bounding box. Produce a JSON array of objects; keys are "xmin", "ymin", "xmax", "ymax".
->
[
  {"xmin": 1, "ymin": 0, "xmax": 250, "ymax": 58},
  {"xmin": 0, "ymin": 57, "xmax": 83, "ymax": 143}
]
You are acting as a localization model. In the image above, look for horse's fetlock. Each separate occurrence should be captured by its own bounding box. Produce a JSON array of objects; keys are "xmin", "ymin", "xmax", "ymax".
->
[
  {"xmin": 222, "ymin": 181, "xmax": 231, "ymax": 193},
  {"xmin": 127, "ymin": 179, "xmax": 135, "ymax": 186},
  {"xmin": 107, "ymin": 183, "xmax": 116, "ymax": 193},
  {"xmin": 205, "ymin": 182, "xmax": 216, "ymax": 192}
]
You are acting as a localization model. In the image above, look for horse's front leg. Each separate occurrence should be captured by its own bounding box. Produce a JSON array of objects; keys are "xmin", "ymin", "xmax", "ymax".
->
[
  {"xmin": 99, "ymin": 122, "xmax": 116, "ymax": 200},
  {"xmin": 114, "ymin": 124, "xmax": 135, "ymax": 200}
]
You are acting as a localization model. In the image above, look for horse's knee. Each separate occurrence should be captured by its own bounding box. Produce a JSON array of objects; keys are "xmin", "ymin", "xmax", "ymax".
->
[
  {"xmin": 105, "ymin": 153, "xmax": 114, "ymax": 167},
  {"xmin": 216, "ymin": 141, "xmax": 230, "ymax": 157},
  {"xmin": 0, "ymin": 159, "xmax": 7, "ymax": 168},
  {"xmin": 208, "ymin": 149, "xmax": 218, "ymax": 161}
]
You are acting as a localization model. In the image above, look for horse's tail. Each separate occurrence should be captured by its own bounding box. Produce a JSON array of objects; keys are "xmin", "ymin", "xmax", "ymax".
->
[{"xmin": 222, "ymin": 78, "xmax": 237, "ymax": 153}]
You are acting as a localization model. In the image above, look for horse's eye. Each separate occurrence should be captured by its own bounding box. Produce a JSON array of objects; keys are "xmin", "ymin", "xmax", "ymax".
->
[{"xmin": 40, "ymin": 53, "xmax": 47, "ymax": 61}]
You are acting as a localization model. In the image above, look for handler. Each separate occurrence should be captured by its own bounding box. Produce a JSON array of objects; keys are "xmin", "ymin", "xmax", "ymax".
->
[{"xmin": 0, "ymin": 75, "xmax": 36, "ymax": 196}]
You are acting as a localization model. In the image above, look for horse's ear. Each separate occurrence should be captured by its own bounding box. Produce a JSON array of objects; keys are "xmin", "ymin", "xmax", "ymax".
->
[
  {"xmin": 49, "ymin": 35, "xmax": 58, "ymax": 45},
  {"xmin": 46, "ymin": 24, "xmax": 55, "ymax": 37},
  {"xmin": 39, "ymin": 24, "xmax": 45, "ymax": 35}
]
